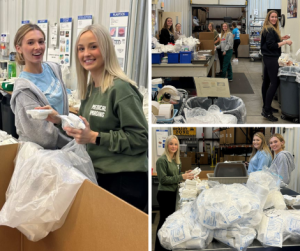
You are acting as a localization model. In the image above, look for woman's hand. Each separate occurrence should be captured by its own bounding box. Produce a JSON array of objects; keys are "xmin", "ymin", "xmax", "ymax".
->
[
  {"xmin": 286, "ymin": 40, "xmax": 293, "ymax": 46},
  {"xmin": 64, "ymin": 116, "xmax": 98, "ymax": 144},
  {"xmin": 282, "ymin": 35, "xmax": 290, "ymax": 40},
  {"xmin": 182, "ymin": 172, "xmax": 194, "ymax": 180},
  {"xmin": 223, "ymin": 51, "xmax": 226, "ymax": 56},
  {"xmin": 35, "ymin": 105, "xmax": 61, "ymax": 124},
  {"xmin": 244, "ymin": 162, "xmax": 249, "ymax": 167}
]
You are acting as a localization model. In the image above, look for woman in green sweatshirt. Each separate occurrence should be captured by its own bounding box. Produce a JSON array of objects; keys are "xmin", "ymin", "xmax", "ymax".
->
[
  {"xmin": 41, "ymin": 24, "xmax": 148, "ymax": 212},
  {"xmin": 155, "ymin": 135, "xmax": 194, "ymax": 251}
]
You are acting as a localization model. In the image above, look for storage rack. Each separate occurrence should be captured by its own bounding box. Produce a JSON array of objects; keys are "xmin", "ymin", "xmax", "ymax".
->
[{"xmin": 249, "ymin": 18, "xmax": 264, "ymax": 62}]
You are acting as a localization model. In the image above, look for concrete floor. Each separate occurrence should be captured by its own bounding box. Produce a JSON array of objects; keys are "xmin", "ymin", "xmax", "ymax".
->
[{"xmin": 230, "ymin": 58, "xmax": 292, "ymax": 124}]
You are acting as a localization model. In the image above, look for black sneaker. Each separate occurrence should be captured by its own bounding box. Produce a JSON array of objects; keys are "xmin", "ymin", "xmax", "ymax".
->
[
  {"xmin": 271, "ymin": 107, "xmax": 279, "ymax": 113},
  {"xmin": 261, "ymin": 109, "xmax": 278, "ymax": 122}
]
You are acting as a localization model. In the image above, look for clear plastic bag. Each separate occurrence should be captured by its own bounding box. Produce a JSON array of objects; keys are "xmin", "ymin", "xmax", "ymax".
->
[{"xmin": 0, "ymin": 140, "xmax": 97, "ymax": 241}]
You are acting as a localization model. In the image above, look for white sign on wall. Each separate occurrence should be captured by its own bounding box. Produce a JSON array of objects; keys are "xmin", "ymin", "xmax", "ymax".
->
[
  {"xmin": 156, "ymin": 130, "xmax": 169, "ymax": 156},
  {"xmin": 37, "ymin": 20, "xmax": 48, "ymax": 61},
  {"xmin": 109, "ymin": 12, "xmax": 129, "ymax": 70},
  {"xmin": 50, "ymin": 23, "xmax": 58, "ymax": 47},
  {"xmin": 77, "ymin": 15, "xmax": 93, "ymax": 36},
  {"xmin": 254, "ymin": 9, "xmax": 258, "ymax": 16},
  {"xmin": 59, "ymin": 18, "xmax": 72, "ymax": 66}
]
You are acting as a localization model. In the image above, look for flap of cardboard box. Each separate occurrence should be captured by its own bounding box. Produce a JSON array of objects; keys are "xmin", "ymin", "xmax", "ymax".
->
[
  {"xmin": 199, "ymin": 40, "xmax": 215, "ymax": 55},
  {"xmin": 199, "ymin": 32, "xmax": 214, "ymax": 40},
  {"xmin": 240, "ymin": 34, "xmax": 249, "ymax": 45},
  {"xmin": 0, "ymin": 144, "xmax": 148, "ymax": 251}
]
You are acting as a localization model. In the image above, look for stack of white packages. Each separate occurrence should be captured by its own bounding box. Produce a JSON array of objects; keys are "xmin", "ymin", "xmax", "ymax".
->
[
  {"xmin": 196, "ymin": 183, "xmax": 262, "ymax": 251},
  {"xmin": 0, "ymin": 130, "xmax": 18, "ymax": 145},
  {"xmin": 246, "ymin": 167, "xmax": 285, "ymax": 210},
  {"xmin": 179, "ymin": 167, "xmax": 202, "ymax": 203},
  {"xmin": 257, "ymin": 209, "xmax": 300, "ymax": 248}
]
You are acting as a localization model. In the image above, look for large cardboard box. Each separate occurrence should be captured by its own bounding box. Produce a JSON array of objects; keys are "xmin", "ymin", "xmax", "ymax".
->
[
  {"xmin": 234, "ymin": 156, "xmax": 246, "ymax": 161},
  {"xmin": 199, "ymin": 170, "xmax": 214, "ymax": 180},
  {"xmin": 0, "ymin": 144, "xmax": 148, "ymax": 251},
  {"xmin": 181, "ymin": 157, "xmax": 192, "ymax": 172},
  {"xmin": 220, "ymin": 157, "xmax": 224, "ymax": 162},
  {"xmin": 220, "ymin": 130, "xmax": 226, "ymax": 144},
  {"xmin": 235, "ymin": 128, "xmax": 251, "ymax": 144},
  {"xmin": 198, "ymin": 32, "xmax": 215, "ymax": 55},
  {"xmin": 199, "ymin": 32, "xmax": 214, "ymax": 40},
  {"xmin": 224, "ymin": 155, "xmax": 235, "ymax": 161},
  {"xmin": 226, "ymin": 128, "xmax": 235, "ymax": 144},
  {"xmin": 197, "ymin": 152, "xmax": 208, "ymax": 165},
  {"xmin": 187, "ymin": 152, "xmax": 196, "ymax": 164},
  {"xmin": 240, "ymin": 34, "xmax": 249, "ymax": 45}
]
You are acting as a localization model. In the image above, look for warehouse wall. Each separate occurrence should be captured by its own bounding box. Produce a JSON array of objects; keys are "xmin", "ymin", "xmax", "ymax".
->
[
  {"xmin": 281, "ymin": 0, "xmax": 300, "ymax": 60},
  {"xmin": 275, "ymin": 127, "xmax": 300, "ymax": 193},
  {"xmin": 0, "ymin": 0, "xmax": 148, "ymax": 89},
  {"xmin": 152, "ymin": 0, "xmax": 191, "ymax": 37}
]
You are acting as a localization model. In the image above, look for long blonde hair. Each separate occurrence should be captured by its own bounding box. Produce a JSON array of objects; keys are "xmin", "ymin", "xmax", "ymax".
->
[
  {"xmin": 163, "ymin": 135, "xmax": 181, "ymax": 164},
  {"xmin": 221, "ymin": 23, "xmax": 230, "ymax": 39},
  {"xmin": 249, "ymin": 132, "xmax": 272, "ymax": 161},
  {"xmin": 163, "ymin": 17, "xmax": 174, "ymax": 34},
  {"xmin": 14, "ymin": 24, "xmax": 45, "ymax": 66},
  {"xmin": 75, "ymin": 24, "xmax": 137, "ymax": 99},
  {"xmin": 262, "ymin": 10, "xmax": 281, "ymax": 40}
]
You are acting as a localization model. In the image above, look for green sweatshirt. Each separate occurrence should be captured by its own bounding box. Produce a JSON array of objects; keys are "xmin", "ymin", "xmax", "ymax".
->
[
  {"xmin": 79, "ymin": 78, "xmax": 148, "ymax": 174},
  {"xmin": 156, "ymin": 155, "xmax": 183, "ymax": 192}
]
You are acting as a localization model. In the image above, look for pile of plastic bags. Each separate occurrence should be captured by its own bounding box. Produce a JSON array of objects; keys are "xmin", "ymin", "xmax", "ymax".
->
[{"xmin": 0, "ymin": 140, "xmax": 97, "ymax": 241}]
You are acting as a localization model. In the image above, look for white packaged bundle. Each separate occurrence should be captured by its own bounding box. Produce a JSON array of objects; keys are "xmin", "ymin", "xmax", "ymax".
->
[
  {"xmin": 246, "ymin": 167, "xmax": 281, "ymax": 208},
  {"xmin": 257, "ymin": 209, "xmax": 300, "ymax": 248},
  {"xmin": 213, "ymin": 225, "xmax": 257, "ymax": 251},
  {"xmin": 158, "ymin": 202, "xmax": 213, "ymax": 250},
  {"xmin": 0, "ymin": 140, "xmax": 97, "ymax": 241},
  {"xmin": 264, "ymin": 190, "xmax": 286, "ymax": 210},
  {"xmin": 196, "ymin": 184, "xmax": 262, "ymax": 230}
]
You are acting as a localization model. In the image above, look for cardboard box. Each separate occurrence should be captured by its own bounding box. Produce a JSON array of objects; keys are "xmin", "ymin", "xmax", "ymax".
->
[
  {"xmin": 220, "ymin": 157, "xmax": 224, "ymax": 162},
  {"xmin": 0, "ymin": 144, "xmax": 148, "ymax": 251},
  {"xmin": 224, "ymin": 155, "xmax": 235, "ymax": 161},
  {"xmin": 197, "ymin": 152, "xmax": 208, "ymax": 165},
  {"xmin": 180, "ymin": 151, "xmax": 185, "ymax": 157},
  {"xmin": 199, "ymin": 32, "xmax": 214, "ymax": 40},
  {"xmin": 199, "ymin": 170, "xmax": 214, "ymax": 180},
  {"xmin": 235, "ymin": 128, "xmax": 251, "ymax": 144},
  {"xmin": 234, "ymin": 156, "xmax": 246, "ymax": 161},
  {"xmin": 181, "ymin": 157, "xmax": 192, "ymax": 172},
  {"xmin": 187, "ymin": 152, "xmax": 196, "ymax": 164},
  {"xmin": 240, "ymin": 34, "xmax": 249, "ymax": 45},
  {"xmin": 226, "ymin": 128, "xmax": 235, "ymax": 144},
  {"xmin": 220, "ymin": 130, "xmax": 226, "ymax": 144},
  {"xmin": 199, "ymin": 40, "xmax": 215, "ymax": 55}
]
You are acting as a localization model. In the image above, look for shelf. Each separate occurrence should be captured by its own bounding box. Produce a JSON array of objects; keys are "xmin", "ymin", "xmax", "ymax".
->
[{"xmin": 220, "ymin": 144, "xmax": 252, "ymax": 148}]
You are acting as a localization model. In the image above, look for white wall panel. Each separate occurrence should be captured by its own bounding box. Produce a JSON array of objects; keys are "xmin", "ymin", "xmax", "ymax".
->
[{"xmin": 0, "ymin": 0, "xmax": 146, "ymax": 90}]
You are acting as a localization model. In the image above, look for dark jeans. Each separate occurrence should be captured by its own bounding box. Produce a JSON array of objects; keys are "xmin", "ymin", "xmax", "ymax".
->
[
  {"xmin": 154, "ymin": 190, "xmax": 177, "ymax": 251},
  {"xmin": 97, "ymin": 171, "xmax": 148, "ymax": 212},
  {"xmin": 233, "ymin": 39, "xmax": 240, "ymax": 58},
  {"xmin": 221, "ymin": 49, "xmax": 233, "ymax": 80},
  {"xmin": 217, "ymin": 48, "xmax": 223, "ymax": 72},
  {"xmin": 262, "ymin": 55, "xmax": 280, "ymax": 113}
]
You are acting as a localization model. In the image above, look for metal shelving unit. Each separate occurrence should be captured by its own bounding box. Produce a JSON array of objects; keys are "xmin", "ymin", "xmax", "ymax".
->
[{"xmin": 249, "ymin": 18, "xmax": 264, "ymax": 62}]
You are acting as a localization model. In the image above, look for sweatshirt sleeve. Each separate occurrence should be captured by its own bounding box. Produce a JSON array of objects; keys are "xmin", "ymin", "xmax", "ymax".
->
[
  {"xmin": 265, "ymin": 29, "xmax": 280, "ymax": 50},
  {"xmin": 224, "ymin": 33, "xmax": 233, "ymax": 51},
  {"xmin": 159, "ymin": 29, "xmax": 170, "ymax": 45},
  {"xmin": 99, "ymin": 94, "xmax": 148, "ymax": 156},
  {"xmin": 157, "ymin": 158, "xmax": 183, "ymax": 185},
  {"xmin": 13, "ymin": 92, "xmax": 60, "ymax": 149},
  {"xmin": 269, "ymin": 154, "xmax": 291, "ymax": 184}
]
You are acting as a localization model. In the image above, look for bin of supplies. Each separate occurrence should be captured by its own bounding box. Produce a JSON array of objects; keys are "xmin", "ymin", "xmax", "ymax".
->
[
  {"xmin": 278, "ymin": 66, "xmax": 300, "ymax": 123},
  {"xmin": 185, "ymin": 96, "xmax": 246, "ymax": 124},
  {"xmin": 152, "ymin": 52, "xmax": 164, "ymax": 64},
  {"xmin": 167, "ymin": 52, "xmax": 179, "ymax": 64},
  {"xmin": 179, "ymin": 51, "xmax": 193, "ymax": 63}
]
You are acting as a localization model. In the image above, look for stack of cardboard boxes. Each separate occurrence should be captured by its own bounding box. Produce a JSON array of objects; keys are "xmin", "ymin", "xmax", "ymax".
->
[{"xmin": 219, "ymin": 128, "xmax": 251, "ymax": 162}]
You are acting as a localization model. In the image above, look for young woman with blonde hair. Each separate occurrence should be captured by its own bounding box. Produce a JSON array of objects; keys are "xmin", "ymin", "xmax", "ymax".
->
[
  {"xmin": 261, "ymin": 10, "xmax": 292, "ymax": 122},
  {"xmin": 155, "ymin": 135, "xmax": 194, "ymax": 251},
  {"xmin": 246, "ymin": 132, "xmax": 272, "ymax": 173},
  {"xmin": 40, "ymin": 24, "xmax": 148, "ymax": 211},
  {"xmin": 269, "ymin": 134, "xmax": 295, "ymax": 185},
  {"xmin": 159, "ymin": 17, "xmax": 175, "ymax": 45},
  {"xmin": 216, "ymin": 22, "xmax": 233, "ymax": 81},
  {"xmin": 10, "ymin": 23, "xmax": 70, "ymax": 149}
]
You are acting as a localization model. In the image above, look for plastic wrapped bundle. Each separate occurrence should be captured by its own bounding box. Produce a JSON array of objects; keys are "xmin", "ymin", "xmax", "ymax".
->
[
  {"xmin": 257, "ymin": 209, "xmax": 300, "ymax": 248},
  {"xmin": 246, "ymin": 168, "xmax": 281, "ymax": 208},
  {"xmin": 278, "ymin": 66, "xmax": 300, "ymax": 77},
  {"xmin": 185, "ymin": 96, "xmax": 246, "ymax": 124},
  {"xmin": 158, "ymin": 202, "xmax": 213, "ymax": 250},
  {"xmin": 0, "ymin": 140, "xmax": 97, "ymax": 241},
  {"xmin": 264, "ymin": 190, "xmax": 286, "ymax": 210},
  {"xmin": 173, "ymin": 115, "xmax": 187, "ymax": 124},
  {"xmin": 213, "ymin": 225, "xmax": 257, "ymax": 251},
  {"xmin": 196, "ymin": 184, "xmax": 262, "ymax": 230}
]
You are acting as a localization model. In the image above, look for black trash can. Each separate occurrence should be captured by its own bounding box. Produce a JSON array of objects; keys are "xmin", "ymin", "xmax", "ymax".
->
[
  {"xmin": 278, "ymin": 67, "xmax": 300, "ymax": 123},
  {"xmin": 0, "ymin": 93, "xmax": 18, "ymax": 138}
]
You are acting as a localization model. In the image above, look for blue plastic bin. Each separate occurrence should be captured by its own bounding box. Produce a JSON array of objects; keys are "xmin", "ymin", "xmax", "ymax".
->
[
  {"xmin": 167, "ymin": 53, "xmax": 179, "ymax": 64},
  {"xmin": 152, "ymin": 52, "xmax": 164, "ymax": 64},
  {"xmin": 180, "ymin": 51, "xmax": 193, "ymax": 64}
]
